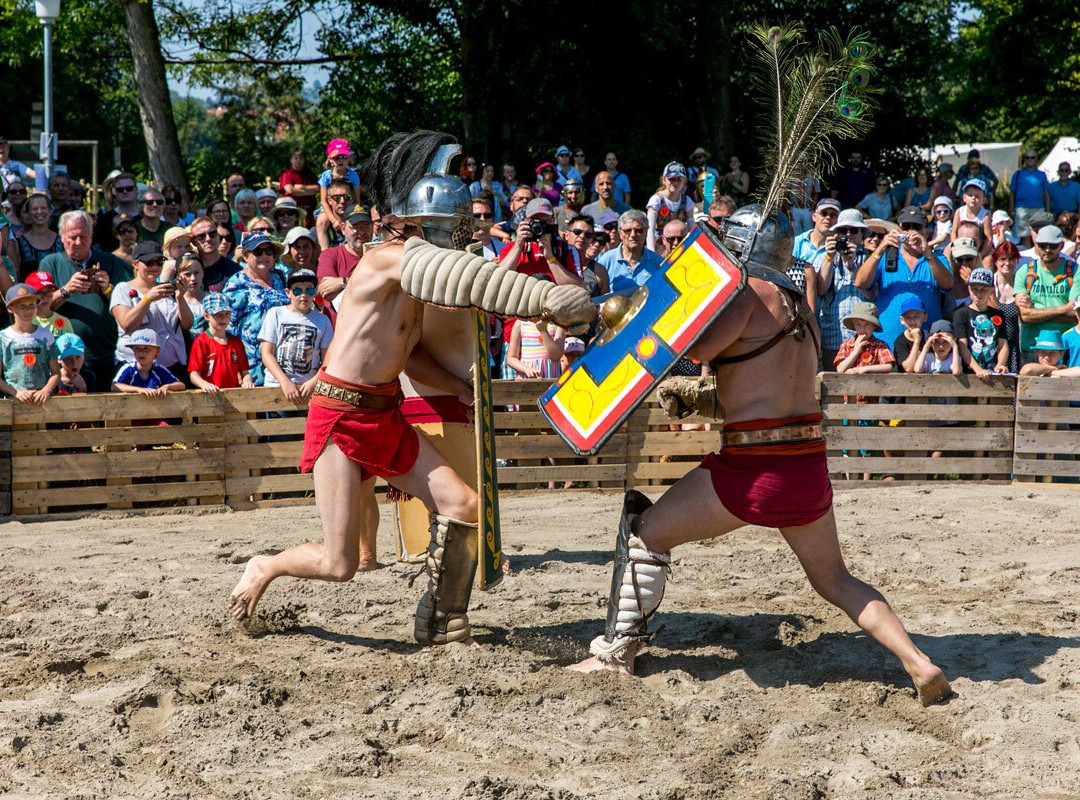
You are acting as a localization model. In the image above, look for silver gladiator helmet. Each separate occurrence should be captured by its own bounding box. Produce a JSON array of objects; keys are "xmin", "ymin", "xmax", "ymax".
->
[
  {"xmin": 717, "ymin": 203, "xmax": 798, "ymax": 290},
  {"xmin": 391, "ymin": 143, "xmax": 475, "ymax": 250}
]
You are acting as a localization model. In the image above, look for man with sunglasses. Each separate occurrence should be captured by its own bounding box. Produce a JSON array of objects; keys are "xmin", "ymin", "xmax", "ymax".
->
[
  {"xmin": 316, "ymin": 177, "xmax": 355, "ymax": 250},
  {"xmin": 489, "ymin": 186, "xmax": 534, "ymax": 244},
  {"xmin": 1048, "ymin": 162, "xmax": 1080, "ymax": 217},
  {"xmin": 1013, "ymin": 224, "xmax": 1079, "ymax": 359},
  {"xmin": 93, "ymin": 172, "xmax": 141, "ymax": 250},
  {"xmin": 854, "ymin": 205, "xmax": 953, "ymax": 347},
  {"xmin": 189, "ymin": 215, "xmax": 240, "ymax": 293},
  {"xmin": 259, "ymin": 268, "xmax": 333, "ymax": 401},
  {"xmin": 581, "ymin": 171, "xmax": 630, "ymax": 226},
  {"xmin": 1009, "ymin": 149, "xmax": 1051, "ymax": 246},
  {"xmin": 657, "ymin": 219, "xmax": 686, "ymax": 259},
  {"xmin": 789, "ymin": 198, "xmax": 841, "ymax": 294},
  {"xmin": 136, "ymin": 188, "xmax": 166, "ymax": 246},
  {"xmin": 703, "ymin": 195, "xmax": 738, "ymax": 232},
  {"xmin": 810, "ymin": 208, "xmax": 874, "ymax": 369},
  {"xmin": 596, "ymin": 209, "xmax": 662, "ymax": 294},
  {"xmin": 470, "ymin": 198, "xmax": 502, "ymax": 261}
]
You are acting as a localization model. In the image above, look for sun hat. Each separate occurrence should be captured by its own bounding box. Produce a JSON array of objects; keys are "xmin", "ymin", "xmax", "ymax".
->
[
  {"xmin": 864, "ymin": 218, "xmax": 898, "ymax": 235},
  {"xmin": 932, "ymin": 195, "xmax": 954, "ymax": 210},
  {"xmin": 129, "ymin": 329, "xmax": 160, "ymax": 349},
  {"xmin": 162, "ymin": 226, "xmax": 191, "ymax": 254},
  {"xmin": 896, "ymin": 206, "xmax": 927, "ymax": 226},
  {"xmin": 951, "ymin": 237, "xmax": 979, "ymax": 259},
  {"xmin": 1034, "ymin": 225, "xmax": 1064, "ymax": 245},
  {"xmin": 25, "ymin": 271, "xmax": 58, "ymax": 292},
  {"xmin": 525, "ymin": 198, "xmax": 554, "ymax": 219},
  {"xmin": 5, "ymin": 283, "xmax": 37, "ymax": 307},
  {"xmin": 55, "ymin": 332, "xmax": 85, "ymax": 359},
  {"xmin": 240, "ymin": 231, "xmax": 284, "ymax": 255},
  {"xmin": 830, "ymin": 208, "xmax": 868, "ymax": 231},
  {"xmin": 689, "ymin": 146, "xmax": 711, "ymax": 160},
  {"xmin": 535, "ymin": 161, "xmax": 556, "ymax": 176},
  {"xmin": 201, "ymin": 292, "xmax": 231, "ymax": 316},
  {"xmin": 271, "ymin": 196, "xmax": 301, "ymax": 218},
  {"xmin": 286, "ymin": 268, "xmax": 317, "ymax": 288},
  {"xmin": 133, "ymin": 241, "xmax": 164, "ymax": 262},
  {"xmin": 967, "ymin": 267, "xmax": 995, "ymax": 287},
  {"xmin": 1033, "ymin": 330, "xmax": 1065, "ymax": 351},
  {"xmin": 929, "ymin": 319, "xmax": 954, "ymax": 335},
  {"xmin": 842, "ymin": 300, "xmax": 881, "ymax": 332},
  {"xmin": 662, "ymin": 161, "xmax": 687, "ymax": 179},
  {"xmin": 326, "ymin": 138, "xmax": 351, "ymax": 158},
  {"xmin": 283, "ymin": 227, "xmax": 317, "ymax": 252},
  {"xmin": 898, "ymin": 294, "xmax": 925, "ymax": 315}
]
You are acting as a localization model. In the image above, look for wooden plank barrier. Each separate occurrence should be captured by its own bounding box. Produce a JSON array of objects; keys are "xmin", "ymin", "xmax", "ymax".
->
[
  {"xmin": 818, "ymin": 373, "xmax": 1016, "ymax": 483},
  {"xmin": 1, "ymin": 375, "xmax": 1077, "ymax": 517},
  {"xmin": 1013, "ymin": 377, "xmax": 1080, "ymax": 484}
]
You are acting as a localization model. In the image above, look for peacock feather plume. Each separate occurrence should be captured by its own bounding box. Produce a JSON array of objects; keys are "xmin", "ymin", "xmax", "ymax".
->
[{"xmin": 746, "ymin": 23, "xmax": 878, "ymax": 220}]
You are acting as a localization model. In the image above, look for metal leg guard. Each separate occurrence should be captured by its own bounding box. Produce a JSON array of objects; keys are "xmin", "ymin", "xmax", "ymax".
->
[
  {"xmin": 589, "ymin": 491, "xmax": 670, "ymax": 663},
  {"xmin": 414, "ymin": 513, "xmax": 478, "ymax": 645}
]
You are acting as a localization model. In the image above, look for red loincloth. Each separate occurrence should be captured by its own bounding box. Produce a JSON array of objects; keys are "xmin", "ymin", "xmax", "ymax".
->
[
  {"xmin": 699, "ymin": 413, "xmax": 832, "ymax": 528},
  {"xmin": 299, "ymin": 371, "xmax": 419, "ymax": 479},
  {"xmin": 401, "ymin": 394, "xmax": 472, "ymax": 425}
]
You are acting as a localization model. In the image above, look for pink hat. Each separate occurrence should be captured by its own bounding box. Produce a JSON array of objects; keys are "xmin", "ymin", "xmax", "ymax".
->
[{"xmin": 326, "ymin": 138, "xmax": 352, "ymax": 158}]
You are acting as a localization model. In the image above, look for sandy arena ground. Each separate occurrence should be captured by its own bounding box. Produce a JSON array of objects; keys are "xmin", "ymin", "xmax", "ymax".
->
[{"xmin": 1, "ymin": 483, "xmax": 1079, "ymax": 799}]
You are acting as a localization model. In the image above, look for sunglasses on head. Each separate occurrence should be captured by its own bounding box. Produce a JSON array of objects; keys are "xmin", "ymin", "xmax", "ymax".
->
[
  {"xmin": 253, "ymin": 246, "xmax": 276, "ymax": 257},
  {"xmin": 290, "ymin": 286, "xmax": 316, "ymax": 296}
]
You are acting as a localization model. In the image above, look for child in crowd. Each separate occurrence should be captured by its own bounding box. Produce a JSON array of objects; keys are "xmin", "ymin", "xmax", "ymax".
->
[
  {"xmin": 892, "ymin": 294, "xmax": 928, "ymax": 373},
  {"xmin": 1062, "ymin": 297, "xmax": 1080, "ymax": 368},
  {"xmin": 1020, "ymin": 330, "xmax": 1071, "ymax": 377},
  {"xmin": 927, "ymin": 196, "xmax": 953, "ymax": 251},
  {"xmin": 951, "ymin": 180, "xmax": 993, "ymax": 244},
  {"xmin": 990, "ymin": 209, "xmax": 1019, "ymax": 248},
  {"xmin": 25, "ymin": 271, "xmax": 72, "ymax": 338},
  {"xmin": 55, "ymin": 333, "xmax": 97, "ymax": 395},
  {"xmin": 834, "ymin": 301, "xmax": 896, "ymax": 375},
  {"xmin": 0, "ymin": 283, "xmax": 60, "ymax": 404},
  {"xmin": 258, "ymin": 269, "xmax": 333, "ymax": 400},
  {"xmin": 188, "ymin": 292, "xmax": 253, "ymax": 393},
  {"xmin": 561, "ymin": 336, "xmax": 585, "ymax": 373},
  {"xmin": 506, "ymin": 318, "xmax": 565, "ymax": 379},
  {"xmin": 953, "ymin": 267, "xmax": 1009, "ymax": 379},
  {"xmin": 176, "ymin": 253, "xmax": 207, "ymax": 334},
  {"xmin": 112, "ymin": 329, "xmax": 185, "ymax": 397},
  {"xmin": 914, "ymin": 320, "xmax": 962, "ymax": 376},
  {"xmin": 318, "ymin": 138, "xmax": 361, "ymax": 231}
]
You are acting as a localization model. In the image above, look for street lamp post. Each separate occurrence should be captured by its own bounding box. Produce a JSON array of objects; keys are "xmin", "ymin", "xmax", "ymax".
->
[{"xmin": 35, "ymin": 0, "xmax": 61, "ymax": 179}]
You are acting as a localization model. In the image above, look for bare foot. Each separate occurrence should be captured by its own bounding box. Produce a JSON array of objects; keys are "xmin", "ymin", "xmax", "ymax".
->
[
  {"xmin": 356, "ymin": 557, "xmax": 382, "ymax": 572},
  {"xmin": 567, "ymin": 642, "xmax": 640, "ymax": 676},
  {"xmin": 915, "ymin": 668, "xmax": 952, "ymax": 706},
  {"xmin": 227, "ymin": 556, "xmax": 272, "ymax": 621}
]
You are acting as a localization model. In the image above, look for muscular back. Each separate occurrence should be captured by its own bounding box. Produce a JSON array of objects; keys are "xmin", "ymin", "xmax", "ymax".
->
[
  {"xmin": 687, "ymin": 276, "xmax": 821, "ymax": 424},
  {"xmin": 324, "ymin": 241, "xmax": 423, "ymax": 386}
]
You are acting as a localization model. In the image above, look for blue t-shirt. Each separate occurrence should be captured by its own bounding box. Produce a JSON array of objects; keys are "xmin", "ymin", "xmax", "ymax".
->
[
  {"xmin": 596, "ymin": 247, "xmax": 664, "ymax": 294},
  {"xmin": 859, "ymin": 192, "xmax": 894, "ymax": 220},
  {"xmin": 1009, "ymin": 167, "xmax": 1049, "ymax": 209},
  {"xmin": 1062, "ymin": 326, "xmax": 1080, "ymax": 368},
  {"xmin": 113, "ymin": 362, "xmax": 181, "ymax": 389},
  {"xmin": 318, "ymin": 168, "xmax": 360, "ymax": 189},
  {"xmin": 873, "ymin": 252, "xmax": 952, "ymax": 347},
  {"xmin": 1048, "ymin": 180, "xmax": 1080, "ymax": 216},
  {"xmin": 593, "ymin": 171, "xmax": 632, "ymax": 204}
]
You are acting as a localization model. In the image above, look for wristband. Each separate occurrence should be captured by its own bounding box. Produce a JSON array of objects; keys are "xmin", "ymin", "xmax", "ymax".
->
[
  {"xmin": 546, "ymin": 256, "xmax": 558, "ymax": 266},
  {"xmin": 341, "ymin": 276, "xmax": 347, "ymax": 288},
  {"xmin": 59, "ymin": 287, "xmax": 72, "ymax": 299}
]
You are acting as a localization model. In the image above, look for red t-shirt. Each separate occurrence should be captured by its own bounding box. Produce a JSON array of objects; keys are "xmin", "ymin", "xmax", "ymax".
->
[
  {"xmin": 316, "ymin": 245, "xmax": 363, "ymax": 327},
  {"xmin": 498, "ymin": 241, "xmax": 580, "ymax": 341},
  {"xmin": 188, "ymin": 331, "xmax": 250, "ymax": 389},
  {"xmin": 279, "ymin": 167, "xmax": 318, "ymax": 213}
]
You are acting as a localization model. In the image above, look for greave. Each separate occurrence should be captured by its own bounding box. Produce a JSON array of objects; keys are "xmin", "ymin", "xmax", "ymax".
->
[
  {"xmin": 590, "ymin": 491, "xmax": 670, "ymax": 662},
  {"xmin": 414, "ymin": 513, "xmax": 478, "ymax": 645}
]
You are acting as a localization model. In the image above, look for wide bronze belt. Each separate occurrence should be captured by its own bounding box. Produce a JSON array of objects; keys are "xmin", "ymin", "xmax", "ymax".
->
[
  {"xmin": 312, "ymin": 380, "xmax": 400, "ymax": 410},
  {"xmin": 722, "ymin": 424, "xmax": 823, "ymax": 448}
]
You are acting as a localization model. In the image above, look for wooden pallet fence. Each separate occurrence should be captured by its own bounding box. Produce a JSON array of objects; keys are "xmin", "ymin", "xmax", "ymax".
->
[
  {"xmin": 818, "ymin": 373, "xmax": 1016, "ymax": 483},
  {"xmin": 1013, "ymin": 377, "xmax": 1080, "ymax": 484}
]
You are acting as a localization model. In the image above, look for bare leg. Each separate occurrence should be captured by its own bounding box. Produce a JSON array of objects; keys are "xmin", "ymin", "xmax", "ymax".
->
[
  {"xmin": 568, "ymin": 468, "xmax": 746, "ymax": 675},
  {"xmin": 227, "ymin": 441, "xmax": 371, "ymax": 621},
  {"xmin": 387, "ymin": 433, "xmax": 478, "ymax": 523},
  {"xmin": 357, "ymin": 489, "xmax": 380, "ymax": 571},
  {"xmin": 779, "ymin": 509, "xmax": 951, "ymax": 706}
]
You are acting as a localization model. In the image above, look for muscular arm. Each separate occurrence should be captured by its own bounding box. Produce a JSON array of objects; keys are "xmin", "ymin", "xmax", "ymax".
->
[
  {"xmin": 1017, "ymin": 302, "xmax": 1074, "ymax": 324},
  {"xmin": 404, "ymin": 340, "xmax": 472, "ymax": 404}
]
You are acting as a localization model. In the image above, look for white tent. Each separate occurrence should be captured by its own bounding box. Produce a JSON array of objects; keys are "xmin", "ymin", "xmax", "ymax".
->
[
  {"xmin": 925, "ymin": 142, "xmax": 1022, "ymax": 190},
  {"xmin": 1038, "ymin": 137, "xmax": 1080, "ymax": 181}
]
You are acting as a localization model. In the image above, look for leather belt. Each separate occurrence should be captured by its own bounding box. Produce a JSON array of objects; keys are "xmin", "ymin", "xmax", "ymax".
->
[
  {"xmin": 722, "ymin": 424, "xmax": 823, "ymax": 448},
  {"xmin": 312, "ymin": 380, "xmax": 400, "ymax": 410}
]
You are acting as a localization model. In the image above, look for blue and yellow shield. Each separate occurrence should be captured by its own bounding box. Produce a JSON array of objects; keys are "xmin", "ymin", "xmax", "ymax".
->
[{"xmin": 539, "ymin": 226, "xmax": 746, "ymax": 455}]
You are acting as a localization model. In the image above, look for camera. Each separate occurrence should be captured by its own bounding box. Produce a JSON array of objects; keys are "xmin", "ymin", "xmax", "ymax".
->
[
  {"xmin": 898, "ymin": 234, "xmax": 909, "ymax": 245},
  {"xmin": 528, "ymin": 218, "xmax": 556, "ymax": 239},
  {"xmin": 834, "ymin": 235, "xmax": 849, "ymax": 252}
]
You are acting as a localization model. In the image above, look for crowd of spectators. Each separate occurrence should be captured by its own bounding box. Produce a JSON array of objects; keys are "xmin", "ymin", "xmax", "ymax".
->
[{"xmin": 2, "ymin": 134, "xmax": 1080, "ymax": 411}]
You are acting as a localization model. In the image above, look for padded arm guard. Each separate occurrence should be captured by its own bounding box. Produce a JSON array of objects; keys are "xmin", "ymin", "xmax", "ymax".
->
[
  {"xmin": 400, "ymin": 238, "xmax": 595, "ymax": 332},
  {"xmin": 656, "ymin": 375, "xmax": 721, "ymax": 420},
  {"xmin": 589, "ymin": 491, "xmax": 671, "ymax": 663},
  {"xmin": 414, "ymin": 513, "xmax": 478, "ymax": 645}
]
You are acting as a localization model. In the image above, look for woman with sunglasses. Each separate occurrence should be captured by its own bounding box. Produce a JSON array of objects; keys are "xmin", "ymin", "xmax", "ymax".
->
[
  {"xmin": 159, "ymin": 184, "xmax": 193, "ymax": 227},
  {"xmin": 3, "ymin": 181, "xmax": 29, "ymax": 239},
  {"xmin": 533, "ymin": 161, "xmax": 562, "ymax": 206},
  {"xmin": 571, "ymin": 150, "xmax": 592, "ymax": 187},
  {"xmin": 856, "ymin": 177, "xmax": 896, "ymax": 221},
  {"xmin": 11, "ymin": 194, "xmax": 62, "ymax": 279},
  {"xmin": 221, "ymin": 231, "xmax": 289, "ymax": 385},
  {"xmin": 110, "ymin": 213, "xmax": 139, "ymax": 266}
]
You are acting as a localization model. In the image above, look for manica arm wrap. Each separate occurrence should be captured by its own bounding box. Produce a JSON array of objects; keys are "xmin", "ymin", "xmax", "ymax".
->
[
  {"xmin": 656, "ymin": 375, "xmax": 721, "ymax": 420},
  {"xmin": 400, "ymin": 238, "xmax": 595, "ymax": 331}
]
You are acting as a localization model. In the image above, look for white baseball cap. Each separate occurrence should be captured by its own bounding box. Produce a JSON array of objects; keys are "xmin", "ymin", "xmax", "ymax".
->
[{"xmin": 129, "ymin": 329, "xmax": 159, "ymax": 348}]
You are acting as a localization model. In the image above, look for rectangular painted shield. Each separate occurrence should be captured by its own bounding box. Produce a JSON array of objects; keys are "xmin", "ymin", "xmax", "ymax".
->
[{"xmin": 539, "ymin": 226, "xmax": 746, "ymax": 456}]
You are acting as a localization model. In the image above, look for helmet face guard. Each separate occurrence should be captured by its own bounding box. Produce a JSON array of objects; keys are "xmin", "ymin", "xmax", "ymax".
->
[{"xmin": 392, "ymin": 143, "xmax": 476, "ymax": 251}]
